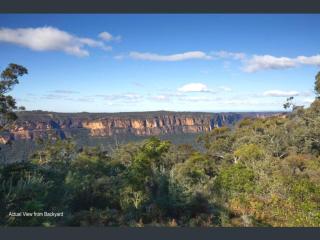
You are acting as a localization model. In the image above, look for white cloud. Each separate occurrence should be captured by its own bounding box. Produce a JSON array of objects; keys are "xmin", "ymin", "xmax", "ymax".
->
[
  {"xmin": 296, "ymin": 55, "xmax": 320, "ymax": 65},
  {"xmin": 129, "ymin": 51, "xmax": 212, "ymax": 61},
  {"xmin": 95, "ymin": 93, "xmax": 143, "ymax": 103},
  {"xmin": 0, "ymin": 26, "xmax": 111, "ymax": 57},
  {"xmin": 151, "ymin": 95, "xmax": 170, "ymax": 101},
  {"xmin": 78, "ymin": 37, "xmax": 111, "ymax": 51},
  {"xmin": 124, "ymin": 50, "xmax": 320, "ymax": 72},
  {"xmin": 98, "ymin": 32, "xmax": 112, "ymax": 41},
  {"xmin": 177, "ymin": 83, "xmax": 231, "ymax": 93},
  {"xmin": 243, "ymin": 55, "xmax": 297, "ymax": 73},
  {"xmin": 243, "ymin": 54, "xmax": 320, "ymax": 72},
  {"xmin": 50, "ymin": 90, "xmax": 79, "ymax": 94},
  {"xmin": 98, "ymin": 31, "xmax": 121, "ymax": 42},
  {"xmin": 211, "ymin": 50, "xmax": 246, "ymax": 60},
  {"xmin": 263, "ymin": 90, "xmax": 299, "ymax": 97},
  {"xmin": 178, "ymin": 83, "xmax": 212, "ymax": 93}
]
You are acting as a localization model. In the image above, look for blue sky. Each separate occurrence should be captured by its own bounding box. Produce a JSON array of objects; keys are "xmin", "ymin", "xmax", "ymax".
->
[{"xmin": 0, "ymin": 14, "xmax": 319, "ymax": 112}]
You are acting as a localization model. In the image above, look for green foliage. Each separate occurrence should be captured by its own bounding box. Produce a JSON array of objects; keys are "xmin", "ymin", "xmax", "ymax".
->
[
  {"xmin": 197, "ymin": 126, "xmax": 231, "ymax": 150},
  {"xmin": 0, "ymin": 162, "xmax": 56, "ymax": 226},
  {"xmin": 216, "ymin": 164, "xmax": 256, "ymax": 196},
  {"xmin": 0, "ymin": 63, "xmax": 28, "ymax": 131},
  {"xmin": 174, "ymin": 152, "xmax": 217, "ymax": 185},
  {"xmin": 234, "ymin": 144, "xmax": 265, "ymax": 164}
]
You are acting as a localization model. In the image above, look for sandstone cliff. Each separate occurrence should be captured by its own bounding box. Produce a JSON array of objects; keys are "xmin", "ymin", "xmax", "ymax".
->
[{"xmin": 0, "ymin": 111, "xmax": 282, "ymax": 144}]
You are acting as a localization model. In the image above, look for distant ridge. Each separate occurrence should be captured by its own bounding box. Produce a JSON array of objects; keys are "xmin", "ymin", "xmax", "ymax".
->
[{"xmin": 0, "ymin": 111, "xmax": 285, "ymax": 144}]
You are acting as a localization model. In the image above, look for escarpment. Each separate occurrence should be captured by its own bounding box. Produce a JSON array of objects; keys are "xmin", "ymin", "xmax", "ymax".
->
[
  {"xmin": 81, "ymin": 115, "xmax": 217, "ymax": 136},
  {"xmin": 0, "ymin": 111, "xmax": 282, "ymax": 143}
]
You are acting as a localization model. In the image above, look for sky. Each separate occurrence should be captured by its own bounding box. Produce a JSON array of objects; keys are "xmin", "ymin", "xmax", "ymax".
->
[{"xmin": 0, "ymin": 14, "xmax": 319, "ymax": 113}]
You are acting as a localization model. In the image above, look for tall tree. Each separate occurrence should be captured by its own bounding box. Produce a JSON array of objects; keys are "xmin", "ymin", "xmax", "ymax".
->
[
  {"xmin": 0, "ymin": 63, "xmax": 28, "ymax": 131},
  {"xmin": 314, "ymin": 71, "xmax": 320, "ymax": 97}
]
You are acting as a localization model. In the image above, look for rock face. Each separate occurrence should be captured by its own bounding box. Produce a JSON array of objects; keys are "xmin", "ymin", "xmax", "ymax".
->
[
  {"xmin": 0, "ymin": 111, "xmax": 282, "ymax": 142},
  {"xmin": 81, "ymin": 115, "xmax": 224, "ymax": 137}
]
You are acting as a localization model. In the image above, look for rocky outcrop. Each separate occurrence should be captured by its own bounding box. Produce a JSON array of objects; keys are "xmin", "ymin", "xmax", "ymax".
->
[{"xmin": 0, "ymin": 111, "xmax": 282, "ymax": 142}]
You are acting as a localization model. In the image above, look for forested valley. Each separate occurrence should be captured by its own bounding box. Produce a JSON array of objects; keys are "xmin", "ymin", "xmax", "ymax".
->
[{"xmin": 1, "ymin": 64, "xmax": 320, "ymax": 226}]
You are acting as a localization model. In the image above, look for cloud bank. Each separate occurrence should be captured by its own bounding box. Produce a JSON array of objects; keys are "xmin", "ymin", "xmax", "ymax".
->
[
  {"xmin": 129, "ymin": 51, "xmax": 212, "ymax": 61},
  {"xmin": 243, "ymin": 54, "xmax": 320, "ymax": 72},
  {"xmin": 263, "ymin": 90, "xmax": 299, "ymax": 97},
  {"xmin": 211, "ymin": 50, "xmax": 246, "ymax": 60},
  {"xmin": 98, "ymin": 31, "xmax": 121, "ymax": 42},
  {"xmin": 178, "ymin": 83, "xmax": 212, "ymax": 93},
  {"xmin": 0, "ymin": 26, "xmax": 112, "ymax": 57}
]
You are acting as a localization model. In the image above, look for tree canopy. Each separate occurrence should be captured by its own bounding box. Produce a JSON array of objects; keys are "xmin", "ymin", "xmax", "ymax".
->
[{"xmin": 0, "ymin": 63, "xmax": 28, "ymax": 131}]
